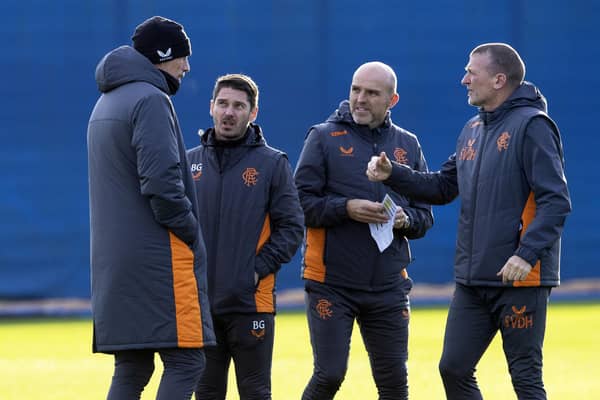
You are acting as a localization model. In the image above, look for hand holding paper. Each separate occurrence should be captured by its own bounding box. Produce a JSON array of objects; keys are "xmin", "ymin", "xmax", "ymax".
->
[
  {"xmin": 369, "ymin": 194, "xmax": 397, "ymax": 252},
  {"xmin": 346, "ymin": 199, "xmax": 389, "ymax": 224}
]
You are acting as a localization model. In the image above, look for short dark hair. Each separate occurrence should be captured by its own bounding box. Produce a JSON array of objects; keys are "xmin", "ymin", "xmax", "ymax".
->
[
  {"xmin": 471, "ymin": 43, "xmax": 526, "ymax": 88},
  {"xmin": 212, "ymin": 74, "xmax": 259, "ymax": 109}
]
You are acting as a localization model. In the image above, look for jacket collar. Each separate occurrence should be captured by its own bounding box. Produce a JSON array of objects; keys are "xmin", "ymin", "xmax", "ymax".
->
[
  {"xmin": 201, "ymin": 123, "xmax": 266, "ymax": 147},
  {"xmin": 479, "ymin": 81, "xmax": 547, "ymax": 126}
]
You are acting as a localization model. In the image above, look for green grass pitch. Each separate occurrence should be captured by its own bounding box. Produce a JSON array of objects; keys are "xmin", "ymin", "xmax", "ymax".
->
[{"xmin": 0, "ymin": 303, "xmax": 598, "ymax": 399}]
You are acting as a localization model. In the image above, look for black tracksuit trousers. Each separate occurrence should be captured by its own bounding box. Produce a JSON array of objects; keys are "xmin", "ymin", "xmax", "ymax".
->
[
  {"xmin": 108, "ymin": 348, "xmax": 205, "ymax": 400},
  {"xmin": 302, "ymin": 279, "xmax": 412, "ymax": 400},
  {"xmin": 195, "ymin": 313, "xmax": 274, "ymax": 400},
  {"xmin": 439, "ymin": 283, "xmax": 550, "ymax": 399}
]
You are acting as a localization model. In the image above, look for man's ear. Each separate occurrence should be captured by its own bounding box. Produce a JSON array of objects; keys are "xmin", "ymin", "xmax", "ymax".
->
[
  {"xmin": 494, "ymin": 73, "xmax": 507, "ymax": 89},
  {"xmin": 209, "ymin": 99, "xmax": 214, "ymax": 117},
  {"xmin": 389, "ymin": 93, "xmax": 400, "ymax": 109},
  {"xmin": 250, "ymin": 106, "xmax": 259, "ymax": 123}
]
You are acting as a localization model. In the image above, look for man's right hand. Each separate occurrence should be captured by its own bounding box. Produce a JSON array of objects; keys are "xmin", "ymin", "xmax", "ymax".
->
[
  {"xmin": 346, "ymin": 199, "xmax": 389, "ymax": 224},
  {"xmin": 366, "ymin": 152, "xmax": 392, "ymax": 182}
]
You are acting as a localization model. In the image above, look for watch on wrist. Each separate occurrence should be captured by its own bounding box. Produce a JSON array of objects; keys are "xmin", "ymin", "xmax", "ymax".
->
[{"xmin": 403, "ymin": 212, "xmax": 410, "ymax": 229}]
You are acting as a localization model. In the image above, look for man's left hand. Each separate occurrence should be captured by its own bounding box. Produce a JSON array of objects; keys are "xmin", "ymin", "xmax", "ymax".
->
[{"xmin": 497, "ymin": 255, "xmax": 532, "ymax": 284}]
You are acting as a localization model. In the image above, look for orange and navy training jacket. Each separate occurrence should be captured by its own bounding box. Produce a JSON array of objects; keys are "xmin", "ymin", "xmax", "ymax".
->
[
  {"xmin": 88, "ymin": 46, "xmax": 215, "ymax": 353},
  {"xmin": 187, "ymin": 124, "xmax": 304, "ymax": 316},
  {"xmin": 385, "ymin": 82, "xmax": 571, "ymax": 287},
  {"xmin": 294, "ymin": 100, "xmax": 433, "ymax": 292}
]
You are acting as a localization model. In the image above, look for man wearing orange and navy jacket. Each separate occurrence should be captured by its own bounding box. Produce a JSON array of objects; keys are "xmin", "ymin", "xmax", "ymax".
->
[
  {"xmin": 294, "ymin": 61, "xmax": 433, "ymax": 400},
  {"xmin": 367, "ymin": 43, "xmax": 571, "ymax": 399},
  {"xmin": 88, "ymin": 16, "xmax": 215, "ymax": 400},
  {"xmin": 187, "ymin": 74, "xmax": 304, "ymax": 400}
]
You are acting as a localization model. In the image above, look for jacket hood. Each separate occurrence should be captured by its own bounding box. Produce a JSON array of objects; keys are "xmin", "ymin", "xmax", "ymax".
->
[
  {"xmin": 480, "ymin": 81, "xmax": 548, "ymax": 124},
  {"xmin": 325, "ymin": 100, "xmax": 393, "ymax": 129},
  {"xmin": 95, "ymin": 45, "xmax": 169, "ymax": 94},
  {"xmin": 201, "ymin": 123, "xmax": 266, "ymax": 147}
]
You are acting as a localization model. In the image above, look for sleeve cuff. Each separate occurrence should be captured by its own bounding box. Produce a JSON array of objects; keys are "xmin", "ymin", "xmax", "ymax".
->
[
  {"xmin": 514, "ymin": 245, "xmax": 538, "ymax": 267},
  {"xmin": 255, "ymin": 258, "xmax": 271, "ymax": 278},
  {"xmin": 334, "ymin": 197, "xmax": 349, "ymax": 218},
  {"xmin": 385, "ymin": 163, "xmax": 406, "ymax": 185},
  {"xmin": 402, "ymin": 209, "xmax": 413, "ymax": 230}
]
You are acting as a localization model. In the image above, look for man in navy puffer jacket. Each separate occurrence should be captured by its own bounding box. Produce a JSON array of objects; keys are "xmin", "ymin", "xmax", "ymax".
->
[
  {"xmin": 367, "ymin": 43, "xmax": 571, "ymax": 399},
  {"xmin": 188, "ymin": 74, "xmax": 304, "ymax": 400},
  {"xmin": 295, "ymin": 61, "xmax": 433, "ymax": 399}
]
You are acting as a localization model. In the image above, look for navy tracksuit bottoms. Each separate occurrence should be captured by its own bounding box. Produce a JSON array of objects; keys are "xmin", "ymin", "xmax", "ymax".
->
[
  {"xmin": 302, "ymin": 279, "xmax": 412, "ymax": 400},
  {"xmin": 107, "ymin": 347, "xmax": 205, "ymax": 400},
  {"xmin": 195, "ymin": 312, "xmax": 274, "ymax": 400},
  {"xmin": 439, "ymin": 283, "xmax": 551, "ymax": 399}
]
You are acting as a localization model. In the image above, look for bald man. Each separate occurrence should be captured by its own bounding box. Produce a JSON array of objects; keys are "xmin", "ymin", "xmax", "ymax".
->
[{"xmin": 294, "ymin": 62, "xmax": 433, "ymax": 399}]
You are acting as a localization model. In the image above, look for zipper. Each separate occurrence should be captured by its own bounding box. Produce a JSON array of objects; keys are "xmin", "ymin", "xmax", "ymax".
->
[
  {"xmin": 368, "ymin": 128, "xmax": 382, "ymax": 290},
  {"xmin": 466, "ymin": 124, "xmax": 489, "ymax": 284},
  {"xmin": 205, "ymin": 147, "xmax": 221, "ymax": 302}
]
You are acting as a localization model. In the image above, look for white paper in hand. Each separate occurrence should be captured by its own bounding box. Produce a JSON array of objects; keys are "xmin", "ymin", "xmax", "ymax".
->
[{"xmin": 368, "ymin": 194, "xmax": 397, "ymax": 252}]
